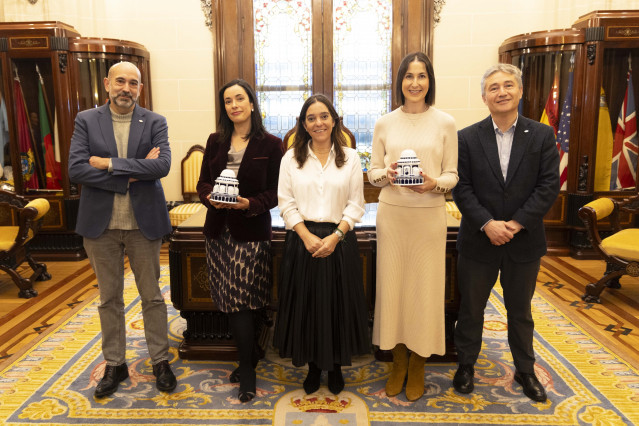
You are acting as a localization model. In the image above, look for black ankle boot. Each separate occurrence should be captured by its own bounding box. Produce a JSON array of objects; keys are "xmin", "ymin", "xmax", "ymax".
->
[
  {"xmin": 327, "ymin": 364, "xmax": 344, "ymax": 395},
  {"xmin": 303, "ymin": 362, "xmax": 321, "ymax": 394}
]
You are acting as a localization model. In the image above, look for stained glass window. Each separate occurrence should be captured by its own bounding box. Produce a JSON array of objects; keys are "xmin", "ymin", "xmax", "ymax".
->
[
  {"xmin": 333, "ymin": 0, "xmax": 392, "ymax": 170},
  {"xmin": 253, "ymin": 0, "xmax": 313, "ymax": 140}
]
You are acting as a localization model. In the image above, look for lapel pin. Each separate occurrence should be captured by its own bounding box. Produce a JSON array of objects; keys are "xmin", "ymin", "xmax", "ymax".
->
[
  {"xmin": 139, "ymin": 119, "xmax": 144, "ymax": 123},
  {"xmin": 524, "ymin": 130, "xmax": 529, "ymax": 133}
]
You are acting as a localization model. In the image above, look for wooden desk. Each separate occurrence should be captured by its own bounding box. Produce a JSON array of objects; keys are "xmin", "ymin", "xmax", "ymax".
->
[{"xmin": 169, "ymin": 205, "xmax": 460, "ymax": 361}]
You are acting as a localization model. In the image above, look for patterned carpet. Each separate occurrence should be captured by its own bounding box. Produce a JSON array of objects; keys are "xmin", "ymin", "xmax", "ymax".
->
[{"xmin": 0, "ymin": 266, "xmax": 637, "ymax": 425}]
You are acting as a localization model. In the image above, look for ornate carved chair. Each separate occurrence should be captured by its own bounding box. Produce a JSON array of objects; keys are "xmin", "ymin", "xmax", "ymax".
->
[
  {"xmin": 578, "ymin": 194, "xmax": 639, "ymax": 303},
  {"xmin": 168, "ymin": 145, "xmax": 207, "ymax": 227},
  {"xmin": 0, "ymin": 190, "xmax": 51, "ymax": 298}
]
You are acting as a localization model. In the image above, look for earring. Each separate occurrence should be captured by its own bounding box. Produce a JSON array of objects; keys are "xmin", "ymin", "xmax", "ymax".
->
[{"xmin": 251, "ymin": 108, "xmax": 254, "ymax": 112}]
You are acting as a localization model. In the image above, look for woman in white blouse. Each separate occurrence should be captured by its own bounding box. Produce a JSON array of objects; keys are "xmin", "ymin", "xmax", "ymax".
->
[{"xmin": 274, "ymin": 94, "xmax": 370, "ymax": 396}]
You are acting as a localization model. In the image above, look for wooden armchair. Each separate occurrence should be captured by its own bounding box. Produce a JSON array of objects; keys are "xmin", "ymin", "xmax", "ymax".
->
[
  {"xmin": 168, "ymin": 145, "xmax": 207, "ymax": 227},
  {"xmin": 578, "ymin": 194, "xmax": 639, "ymax": 303},
  {"xmin": 0, "ymin": 190, "xmax": 51, "ymax": 298}
]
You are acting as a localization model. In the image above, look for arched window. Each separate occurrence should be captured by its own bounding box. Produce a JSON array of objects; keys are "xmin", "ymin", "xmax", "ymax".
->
[{"xmin": 206, "ymin": 0, "xmax": 437, "ymax": 167}]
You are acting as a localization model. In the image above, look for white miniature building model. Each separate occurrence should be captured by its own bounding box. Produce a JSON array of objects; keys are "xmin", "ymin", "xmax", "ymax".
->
[
  {"xmin": 211, "ymin": 169, "xmax": 240, "ymax": 203},
  {"xmin": 395, "ymin": 149, "xmax": 423, "ymax": 185}
]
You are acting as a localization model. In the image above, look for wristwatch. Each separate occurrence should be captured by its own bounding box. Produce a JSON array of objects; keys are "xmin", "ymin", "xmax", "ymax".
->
[{"xmin": 333, "ymin": 228, "xmax": 345, "ymax": 241}]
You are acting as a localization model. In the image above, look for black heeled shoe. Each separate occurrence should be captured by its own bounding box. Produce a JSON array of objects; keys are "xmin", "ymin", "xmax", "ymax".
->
[
  {"xmin": 238, "ymin": 366, "xmax": 256, "ymax": 403},
  {"xmin": 303, "ymin": 362, "xmax": 321, "ymax": 394},
  {"xmin": 238, "ymin": 389, "xmax": 256, "ymax": 403},
  {"xmin": 327, "ymin": 364, "xmax": 344, "ymax": 395}
]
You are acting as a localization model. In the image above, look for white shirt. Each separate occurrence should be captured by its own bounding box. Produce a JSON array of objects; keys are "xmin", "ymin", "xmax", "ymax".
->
[
  {"xmin": 278, "ymin": 144, "xmax": 365, "ymax": 230},
  {"xmin": 492, "ymin": 116, "xmax": 518, "ymax": 181},
  {"xmin": 481, "ymin": 116, "xmax": 519, "ymax": 231}
]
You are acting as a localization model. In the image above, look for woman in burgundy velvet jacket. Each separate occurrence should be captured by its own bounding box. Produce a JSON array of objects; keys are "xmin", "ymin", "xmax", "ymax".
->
[{"xmin": 196, "ymin": 79, "xmax": 283, "ymax": 403}]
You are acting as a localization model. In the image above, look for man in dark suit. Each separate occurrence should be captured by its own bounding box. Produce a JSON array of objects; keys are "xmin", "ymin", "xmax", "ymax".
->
[
  {"xmin": 68, "ymin": 61, "xmax": 177, "ymax": 398},
  {"xmin": 451, "ymin": 63, "xmax": 560, "ymax": 402}
]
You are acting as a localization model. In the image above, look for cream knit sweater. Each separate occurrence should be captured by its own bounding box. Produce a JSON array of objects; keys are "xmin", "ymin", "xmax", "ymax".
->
[{"xmin": 367, "ymin": 106, "xmax": 458, "ymax": 207}]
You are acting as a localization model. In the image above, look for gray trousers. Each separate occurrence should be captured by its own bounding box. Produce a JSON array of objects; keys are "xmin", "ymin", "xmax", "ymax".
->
[{"xmin": 84, "ymin": 229, "xmax": 169, "ymax": 366}]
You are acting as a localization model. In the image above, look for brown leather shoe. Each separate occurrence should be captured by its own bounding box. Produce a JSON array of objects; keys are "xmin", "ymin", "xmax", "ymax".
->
[
  {"xmin": 514, "ymin": 372, "xmax": 547, "ymax": 402},
  {"xmin": 453, "ymin": 364, "xmax": 474, "ymax": 394},
  {"xmin": 153, "ymin": 360, "xmax": 177, "ymax": 392},
  {"xmin": 94, "ymin": 363, "xmax": 129, "ymax": 398}
]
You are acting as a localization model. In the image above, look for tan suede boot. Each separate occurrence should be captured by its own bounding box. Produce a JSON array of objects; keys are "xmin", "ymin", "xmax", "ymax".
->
[
  {"xmin": 385, "ymin": 343, "xmax": 408, "ymax": 397},
  {"xmin": 405, "ymin": 351, "xmax": 426, "ymax": 401}
]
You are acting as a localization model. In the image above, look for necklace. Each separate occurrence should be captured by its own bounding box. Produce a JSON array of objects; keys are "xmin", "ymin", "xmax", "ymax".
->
[
  {"xmin": 401, "ymin": 105, "xmax": 429, "ymax": 114},
  {"xmin": 401, "ymin": 105, "xmax": 429, "ymax": 126}
]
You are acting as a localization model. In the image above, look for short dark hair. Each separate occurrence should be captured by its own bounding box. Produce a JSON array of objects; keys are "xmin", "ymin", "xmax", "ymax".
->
[
  {"xmin": 395, "ymin": 52, "xmax": 436, "ymax": 106},
  {"xmin": 292, "ymin": 94, "xmax": 348, "ymax": 168},
  {"xmin": 217, "ymin": 79, "xmax": 266, "ymax": 143}
]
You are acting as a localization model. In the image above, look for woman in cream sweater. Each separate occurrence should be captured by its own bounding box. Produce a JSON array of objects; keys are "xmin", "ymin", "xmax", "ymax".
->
[{"xmin": 368, "ymin": 52, "xmax": 458, "ymax": 401}]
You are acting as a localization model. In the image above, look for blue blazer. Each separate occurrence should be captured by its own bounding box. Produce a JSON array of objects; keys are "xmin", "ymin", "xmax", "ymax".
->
[
  {"xmin": 68, "ymin": 103, "xmax": 172, "ymax": 240},
  {"xmin": 452, "ymin": 115, "xmax": 560, "ymax": 263}
]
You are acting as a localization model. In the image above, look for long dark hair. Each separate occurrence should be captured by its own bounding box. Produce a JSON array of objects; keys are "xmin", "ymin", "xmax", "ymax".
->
[
  {"xmin": 395, "ymin": 51, "xmax": 436, "ymax": 106},
  {"xmin": 292, "ymin": 94, "xmax": 348, "ymax": 168},
  {"xmin": 217, "ymin": 79, "xmax": 266, "ymax": 143}
]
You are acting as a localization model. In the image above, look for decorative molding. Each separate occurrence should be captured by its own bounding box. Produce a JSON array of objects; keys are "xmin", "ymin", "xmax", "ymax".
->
[
  {"xmin": 433, "ymin": 0, "xmax": 445, "ymax": 27},
  {"xmin": 201, "ymin": 0, "xmax": 213, "ymax": 31},
  {"xmin": 587, "ymin": 43, "xmax": 596, "ymax": 65},
  {"xmin": 577, "ymin": 155, "xmax": 588, "ymax": 192},
  {"xmin": 202, "ymin": 1, "xmax": 444, "ymax": 30},
  {"xmin": 58, "ymin": 53, "xmax": 67, "ymax": 74}
]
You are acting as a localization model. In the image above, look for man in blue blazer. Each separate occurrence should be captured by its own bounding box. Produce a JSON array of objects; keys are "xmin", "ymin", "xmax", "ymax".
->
[
  {"xmin": 452, "ymin": 64, "xmax": 560, "ymax": 402},
  {"xmin": 68, "ymin": 61, "xmax": 176, "ymax": 398}
]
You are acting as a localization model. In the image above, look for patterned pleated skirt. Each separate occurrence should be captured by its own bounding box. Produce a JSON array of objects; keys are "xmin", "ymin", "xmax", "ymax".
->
[
  {"xmin": 205, "ymin": 227, "xmax": 272, "ymax": 313},
  {"xmin": 273, "ymin": 222, "xmax": 371, "ymax": 371}
]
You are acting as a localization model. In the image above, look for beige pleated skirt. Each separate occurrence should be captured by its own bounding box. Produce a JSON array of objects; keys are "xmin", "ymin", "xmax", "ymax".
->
[{"xmin": 372, "ymin": 201, "xmax": 447, "ymax": 357}]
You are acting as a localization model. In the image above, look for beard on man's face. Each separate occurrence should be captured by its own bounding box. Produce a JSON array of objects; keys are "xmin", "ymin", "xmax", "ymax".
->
[{"xmin": 111, "ymin": 91, "xmax": 136, "ymax": 107}]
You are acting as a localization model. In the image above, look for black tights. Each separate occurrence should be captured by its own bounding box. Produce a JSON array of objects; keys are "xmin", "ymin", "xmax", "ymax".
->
[{"xmin": 228, "ymin": 309, "xmax": 257, "ymax": 393}]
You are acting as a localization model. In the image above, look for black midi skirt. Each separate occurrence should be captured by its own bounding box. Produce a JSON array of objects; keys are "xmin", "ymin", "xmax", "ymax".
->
[{"xmin": 273, "ymin": 222, "xmax": 371, "ymax": 371}]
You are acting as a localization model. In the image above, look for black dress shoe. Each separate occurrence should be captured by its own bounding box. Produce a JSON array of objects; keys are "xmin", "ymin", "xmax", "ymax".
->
[
  {"xmin": 303, "ymin": 362, "xmax": 321, "ymax": 394},
  {"xmin": 453, "ymin": 364, "xmax": 474, "ymax": 394},
  {"xmin": 95, "ymin": 363, "xmax": 129, "ymax": 398},
  {"xmin": 514, "ymin": 372, "xmax": 547, "ymax": 402},
  {"xmin": 327, "ymin": 364, "xmax": 344, "ymax": 395},
  {"xmin": 153, "ymin": 360, "xmax": 177, "ymax": 392}
]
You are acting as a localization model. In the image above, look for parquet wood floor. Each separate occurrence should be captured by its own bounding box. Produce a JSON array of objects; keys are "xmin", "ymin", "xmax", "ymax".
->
[
  {"xmin": 0, "ymin": 247, "xmax": 637, "ymax": 372},
  {"xmin": 537, "ymin": 256, "xmax": 639, "ymax": 370}
]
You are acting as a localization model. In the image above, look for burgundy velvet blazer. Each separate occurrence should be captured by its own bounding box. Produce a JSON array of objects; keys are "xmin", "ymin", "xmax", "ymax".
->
[{"xmin": 196, "ymin": 131, "xmax": 284, "ymax": 242}]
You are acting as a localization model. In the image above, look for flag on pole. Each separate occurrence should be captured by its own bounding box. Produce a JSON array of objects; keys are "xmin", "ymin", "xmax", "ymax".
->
[
  {"xmin": 610, "ymin": 67, "xmax": 638, "ymax": 190},
  {"xmin": 594, "ymin": 88, "xmax": 614, "ymax": 191},
  {"xmin": 518, "ymin": 57, "xmax": 525, "ymax": 116},
  {"xmin": 38, "ymin": 81, "xmax": 61, "ymax": 189},
  {"xmin": 556, "ymin": 69, "xmax": 573, "ymax": 190},
  {"xmin": 13, "ymin": 79, "xmax": 39, "ymax": 190},
  {"xmin": 539, "ymin": 67, "xmax": 560, "ymax": 135}
]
